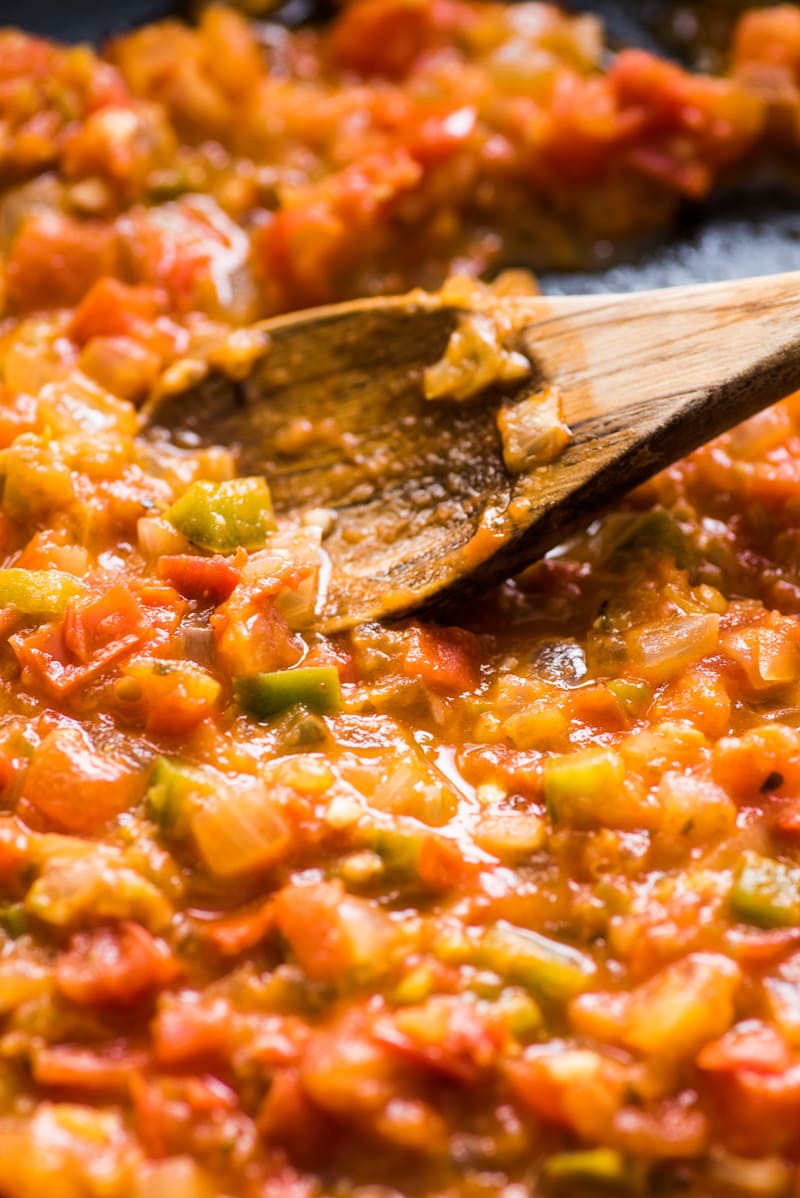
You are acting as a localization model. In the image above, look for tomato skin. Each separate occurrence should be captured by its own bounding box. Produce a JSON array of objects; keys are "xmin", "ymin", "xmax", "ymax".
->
[
  {"xmin": 152, "ymin": 995, "xmax": 233, "ymax": 1067},
  {"xmin": 119, "ymin": 659, "xmax": 221, "ymax": 736},
  {"xmin": 32, "ymin": 1044, "xmax": 148, "ymax": 1095},
  {"xmin": 10, "ymin": 582, "xmax": 186, "ymax": 700},
  {"xmin": 18, "ymin": 725, "xmax": 143, "ymax": 834},
  {"xmin": 56, "ymin": 921, "xmax": 179, "ymax": 1007},
  {"xmin": 330, "ymin": 0, "xmax": 465, "ymax": 79},
  {"xmin": 274, "ymin": 880, "xmax": 398, "ymax": 983},
  {"xmin": 198, "ymin": 898, "xmax": 275, "ymax": 956},
  {"xmin": 698, "ymin": 1020, "xmax": 792, "ymax": 1074},
  {"xmin": 212, "ymin": 587, "xmax": 302, "ymax": 677},
  {"xmin": 258, "ymin": 1067, "xmax": 334, "ymax": 1163},
  {"xmin": 402, "ymin": 622, "xmax": 480, "ymax": 694},
  {"xmin": 158, "ymin": 554, "xmax": 241, "ymax": 604},
  {"xmin": 373, "ymin": 996, "xmax": 508, "ymax": 1083},
  {"xmin": 67, "ymin": 277, "xmax": 161, "ymax": 344},
  {"xmin": 6, "ymin": 213, "xmax": 118, "ymax": 313},
  {"xmin": 0, "ymin": 819, "xmax": 30, "ymax": 889},
  {"xmin": 701, "ymin": 1061, "xmax": 800, "ymax": 1156}
]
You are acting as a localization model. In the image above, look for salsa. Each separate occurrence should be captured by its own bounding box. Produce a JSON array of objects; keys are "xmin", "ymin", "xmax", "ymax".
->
[{"xmin": 2, "ymin": 3, "xmax": 800, "ymax": 1196}]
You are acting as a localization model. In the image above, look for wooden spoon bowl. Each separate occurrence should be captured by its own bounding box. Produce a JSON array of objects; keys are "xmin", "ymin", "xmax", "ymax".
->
[{"xmin": 146, "ymin": 272, "xmax": 800, "ymax": 631}]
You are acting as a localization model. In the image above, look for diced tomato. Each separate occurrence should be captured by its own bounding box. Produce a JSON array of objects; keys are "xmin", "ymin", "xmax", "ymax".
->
[
  {"xmin": 13, "ymin": 585, "xmax": 145, "ymax": 698},
  {"xmin": 198, "ymin": 898, "xmax": 275, "ymax": 956},
  {"xmin": 212, "ymin": 587, "xmax": 302, "ymax": 677},
  {"xmin": 733, "ymin": 7, "xmax": 800, "ymax": 78},
  {"xmin": 68, "ymin": 277, "xmax": 162, "ymax": 345},
  {"xmin": 402, "ymin": 622, "xmax": 480, "ymax": 694},
  {"xmin": 16, "ymin": 530, "xmax": 89, "ymax": 577},
  {"xmin": 258, "ymin": 1067, "xmax": 334, "ymax": 1162},
  {"xmin": 651, "ymin": 665, "xmax": 732, "ymax": 739},
  {"xmin": 610, "ymin": 1097, "xmax": 709, "ymax": 1159},
  {"xmin": 6, "ymin": 213, "xmax": 118, "ymax": 313},
  {"xmin": 18, "ymin": 725, "xmax": 144, "ymax": 833},
  {"xmin": 702, "ymin": 1061, "xmax": 800, "ymax": 1156},
  {"xmin": 158, "ymin": 554, "xmax": 241, "ymax": 604},
  {"xmin": 152, "ymin": 994, "xmax": 232, "ymax": 1065},
  {"xmin": 417, "ymin": 834, "xmax": 479, "ymax": 890},
  {"xmin": 119, "ymin": 658, "xmax": 221, "ymax": 736},
  {"xmin": 301, "ymin": 639, "xmax": 359, "ymax": 684},
  {"xmin": 569, "ymin": 683, "xmax": 629, "ymax": 732},
  {"xmin": 256, "ymin": 203, "xmax": 348, "ymax": 313},
  {"xmin": 373, "ymin": 996, "xmax": 507, "ymax": 1083},
  {"xmin": 331, "ymin": 0, "xmax": 472, "ymax": 79},
  {"xmin": 274, "ymin": 880, "xmax": 398, "ymax": 983},
  {"xmin": 131, "ymin": 580, "xmax": 187, "ymax": 643},
  {"xmin": 725, "ymin": 925, "xmax": 800, "ymax": 964},
  {"xmin": 507, "ymin": 1047, "xmax": 628, "ymax": 1139},
  {"xmin": 56, "ymin": 921, "xmax": 180, "ymax": 1007},
  {"xmin": 130, "ymin": 1070, "xmax": 240, "ymax": 1159},
  {"xmin": 32, "ymin": 1044, "xmax": 148, "ymax": 1095},
  {"xmin": 63, "ymin": 584, "xmax": 141, "ymax": 664},
  {"xmin": 0, "ymin": 818, "xmax": 31, "ymax": 887},
  {"xmin": 698, "ymin": 1020, "xmax": 792, "ymax": 1074},
  {"xmin": 712, "ymin": 724, "xmax": 800, "ymax": 800}
]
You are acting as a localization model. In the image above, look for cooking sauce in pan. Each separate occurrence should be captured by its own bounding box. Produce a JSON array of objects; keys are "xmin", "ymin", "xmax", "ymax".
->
[{"xmin": 1, "ymin": 4, "xmax": 800, "ymax": 1197}]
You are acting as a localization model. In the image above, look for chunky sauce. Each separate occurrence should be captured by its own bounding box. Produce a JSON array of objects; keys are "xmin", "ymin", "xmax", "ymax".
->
[{"xmin": 1, "ymin": 4, "xmax": 800, "ymax": 1196}]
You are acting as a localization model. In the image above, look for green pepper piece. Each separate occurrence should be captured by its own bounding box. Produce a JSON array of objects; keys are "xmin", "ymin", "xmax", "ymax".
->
[
  {"xmin": 491, "ymin": 988, "xmax": 543, "ymax": 1040},
  {"xmin": 370, "ymin": 822, "xmax": 426, "ymax": 878},
  {"xmin": 146, "ymin": 756, "xmax": 215, "ymax": 837},
  {"xmin": 544, "ymin": 746, "xmax": 625, "ymax": 826},
  {"xmin": 234, "ymin": 666, "xmax": 342, "ymax": 718},
  {"xmin": 610, "ymin": 508, "xmax": 690, "ymax": 567},
  {"xmin": 606, "ymin": 678, "xmax": 651, "ymax": 717},
  {"xmin": 0, "ymin": 568, "xmax": 85, "ymax": 616},
  {"xmin": 730, "ymin": 852, "xmax": 800, "ymax": 928},
  {"xmin": 0, "ymin": 903, "xmax": 27, "ymax": 938},
  {"xmin": 477, "ymin": 922, "xmax": 597, "ymax": 1001},
  {"xmin": 166, "ymin": 477, "xmax": 275, "ymax": 552},
  {"xmin": 544, "ymin": 1148, "xmax": 630, "ymax": 1189}
]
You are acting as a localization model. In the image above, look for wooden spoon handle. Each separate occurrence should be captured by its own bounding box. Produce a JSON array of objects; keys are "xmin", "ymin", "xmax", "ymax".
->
[
  {"xmin": 513, "ymin": 269, "xmax": 800, "ymax": 447},
  {"xmin": 473, "ymin": 270, "xmax": 800, "ymax": 583}
]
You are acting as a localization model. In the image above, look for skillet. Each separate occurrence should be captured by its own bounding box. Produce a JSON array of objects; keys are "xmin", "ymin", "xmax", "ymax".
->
[{"xmin": 14, "ymin": 0, "xmax": 800, "ymax": 301}]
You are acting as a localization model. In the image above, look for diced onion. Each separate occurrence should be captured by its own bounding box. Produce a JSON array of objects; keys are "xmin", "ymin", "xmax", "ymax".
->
[
  {"xmin": 708, "ymin": 1149, "xmax": 790, "ymax": 1195},
  {"xmin": 627, "ymin": 612, "xmax": 720, "ymax": 683},
  {"xmin": 190, "ymin": 779, "xmax": 290, "ymax": 878},
  {"xmin": 135, "ymin": 1156, "xmax": 215, "ymax": 1198},
  {"xmin": 497, "ymin": 384, "xmax": 570, "ymax": 473},
  {"xmin": 137, "ymin": 515, "xmax": 190, "ymax": 558}
]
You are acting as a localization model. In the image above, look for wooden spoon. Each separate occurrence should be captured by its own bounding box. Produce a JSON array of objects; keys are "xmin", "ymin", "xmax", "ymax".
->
[{"xmin": 146, "ymin": 271, "xmax": 800, "ymax": 632}]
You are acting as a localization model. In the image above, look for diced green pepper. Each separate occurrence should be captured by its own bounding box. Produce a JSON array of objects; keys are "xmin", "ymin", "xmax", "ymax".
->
[
  {"xmin": 544, "ymin": 746, "xmax": 625, "ymax": 826},
  {"xmin": 234, "ymin": 666, "xmax": 342, "ymax": 718},
  {"xmin": 491, "ymin": 987, "xmax": 543, "ymax": 1040},
  {"xmin": 166, "ymin": 477, "xmax": 275, "ymax": 552},
  {"xmin": 0, "ymin": 903, "xmax": 27, "ymax": 938},
  {"xmin": 0, "ymin": 568, "xmax": 84, "ymax": 616},
  {"xmin": 477, "ymin": 922, "xmax": 597, "ymax": 1001},
  {"xmin": 543, "ymin": 1148, "xmax": 630, "ymax": 1189},
  {"xmin": 606, "ymin": 678, "xmax": 651, "ymax": 718},
  {"xmin": 146, "ymin": 756, "xmax": 215, "ymax": 837},
  {"xmin": 730, "ymin": 852, "xmax": 800, "ymax": 928},
  {"xmin": 370, "ymin": 822, "xmax": 426, "ymax": 878},
  {"xmin": 610, "ymin": 508, "xmax": 690, "ymax": 567},
  {"xmin": 392, "ymin": 964, "xmax": 438, "ymax": 1006}
]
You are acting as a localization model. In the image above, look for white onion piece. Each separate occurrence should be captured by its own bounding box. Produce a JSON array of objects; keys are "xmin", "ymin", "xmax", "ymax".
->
[{"xmin": 137, "ymin": 515, "xmax": 190, "ymax": 558}]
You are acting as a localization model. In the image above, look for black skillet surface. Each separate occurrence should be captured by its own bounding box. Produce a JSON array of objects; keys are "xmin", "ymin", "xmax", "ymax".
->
[{"xmin": 9, "ymin": 0, "xmax": 800, "ymax": 291}]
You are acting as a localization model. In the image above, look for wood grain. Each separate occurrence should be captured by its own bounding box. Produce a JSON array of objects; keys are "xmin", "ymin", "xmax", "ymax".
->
[{"xmin": 146, "ymin": 273, "xmax": 800, "ymax": 630}]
